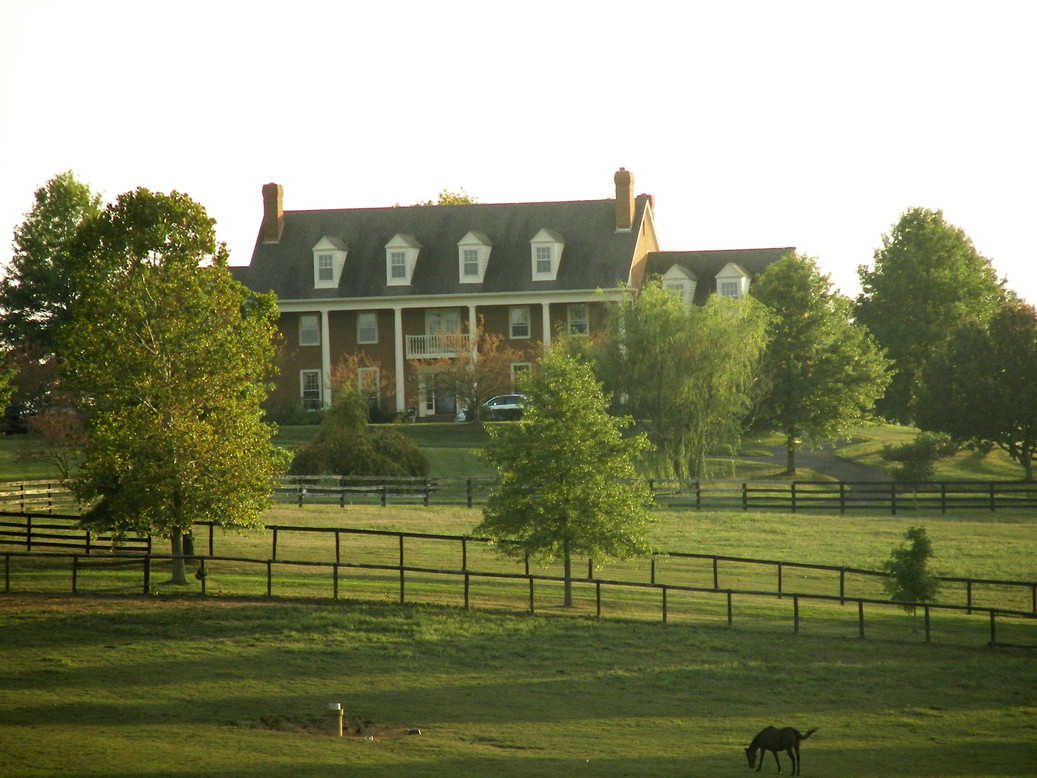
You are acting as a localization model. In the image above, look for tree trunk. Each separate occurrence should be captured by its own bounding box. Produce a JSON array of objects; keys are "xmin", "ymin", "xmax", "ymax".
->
[
  {"xmin": 562, "ymin": 537, "xmax": 573, "ymax": 607},
  {"xmin": 785, "ymin": 433, "xmax": 798, "ymax": 476},
  {"xmin": 169, "ymin": 532, "xmax": 189, "ymax": 585}
]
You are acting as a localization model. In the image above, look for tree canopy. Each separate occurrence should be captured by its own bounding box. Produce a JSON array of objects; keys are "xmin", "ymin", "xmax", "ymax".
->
[
  {"xmin": 750, "ymin": 252, "xmax": 890, "ymax": 473},
  {"xmin": 476, "ymin": 348, "xmax": 653, "ymax": 606},
  {"xmin": 882, "ymin": 525, "xmax": 940, "ymax": 614},
  {"xmin": 856, "ymin": 207, "xmax": 1004, "ymax": 423},
  {"xmin": 916, "ymin": 300, "xmax": 1037, "ymax": 481},
  {"xmin": 61, "ymin": 188, "xmax": 288, "ymax": 584},
  {"xmin": 592, "ymin": 281, "xmax": 770, "ymax": 479}
]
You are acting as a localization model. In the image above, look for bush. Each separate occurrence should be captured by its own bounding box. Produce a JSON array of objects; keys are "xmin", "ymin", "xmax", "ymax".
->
[{"xmin": 882, "ymin": 431, "xmax": 958, "ymax": 482}]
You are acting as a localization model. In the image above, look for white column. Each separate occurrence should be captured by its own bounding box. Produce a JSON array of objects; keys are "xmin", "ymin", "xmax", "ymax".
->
[
  {"xmin": 394, "ymin": 306, "xmax": 406, "ymax": 413},
  {"xmin": 541, "ymin": 303, "xmax": 552, "ymax": 350},
  {"xmin": 468, "ymin": 304, "xmax": 478, "ymax": 361},
  {"xmin": 320, "ymin": 309, "xmax": 332, "ymax": 407}
]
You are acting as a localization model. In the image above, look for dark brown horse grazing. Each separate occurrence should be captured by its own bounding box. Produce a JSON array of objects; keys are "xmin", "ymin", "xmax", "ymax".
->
[{"xmin": 744, "ymin": 726, "xmax": 817, "ymax": 775}]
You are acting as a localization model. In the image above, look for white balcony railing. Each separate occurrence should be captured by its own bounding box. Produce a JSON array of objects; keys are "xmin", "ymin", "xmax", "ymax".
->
[{"xmin": 405, "ymin": 333, "xmax": 474, "ymax": 359}]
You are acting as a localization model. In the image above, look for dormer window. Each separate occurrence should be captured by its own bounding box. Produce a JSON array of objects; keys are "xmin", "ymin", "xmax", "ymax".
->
[
  {"xmin": 312, "ymin": 237, "xmax": 348, "ymax": 288},
  {"xmin": 662, "ymin": 264, "xmax": 698, "ymax": 307},
  {"xmin": 385, "ymin": 234, "xmax": 421, "ymax": 286},
  {"xmin": 457, "ymin": 231, "xmax": 492, "ymax": 283},
  {"xmin": 716, "ymin": 262, "xmax": 750, "ymax": 299},
  {"xmin": 530, "ymin": 228, "xmax": 564, "ymax": 281}
]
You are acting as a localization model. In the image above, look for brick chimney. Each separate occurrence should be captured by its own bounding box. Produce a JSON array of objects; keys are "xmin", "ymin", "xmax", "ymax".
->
[
  {"xmin": 614, "ymin": 168, "xmax": 634, "ymax": 231},
  {"xmin": 262, "ymin": 183, "xmax": 284, "ymax": 243}
]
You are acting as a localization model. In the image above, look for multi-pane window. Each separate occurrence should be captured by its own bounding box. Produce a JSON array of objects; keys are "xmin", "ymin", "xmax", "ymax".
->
[
  {"xmin": 299, "ymin": 313, "xmax": 320, "ymax": 346},
  {"xmin": 511, "ymin": 362, "xmax": 531, "ymax": 389},
  {"xmin": 509, "ymin": 306, "xmax": 530, "ymax": 339},
  {"xmin": 390, "ymin": 251, "xmax": 407, "ymax": 279},
  {"xmin": 462, "ymin": 249, "xmax": 480, "ymax": 278},
  {"xmin": 719, "ymin": 281, "xmax": 740, "ymax": 299},
  {"xmin": 301, "ymin": 369, "xmax": 322, "ymax": 409},
  {"xmin": 317, "ymin": 254, "xmax": 334, "ymax": 283},
  {"xmin": 567, "ymin": 304, "xmax": 589, "ymax": 336},
  {"xmin": 357, "ymin": 312, "xmax": 378, "ymax": 344},
  {"xmin": 535, "ymin": 246, "xmax": 553, "ymax": 275}
]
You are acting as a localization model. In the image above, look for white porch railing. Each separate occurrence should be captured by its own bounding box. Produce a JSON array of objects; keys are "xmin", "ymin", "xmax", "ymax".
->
[{"xmin": 405, "ymin": 333, "xmax": 474, "ymax": 359}]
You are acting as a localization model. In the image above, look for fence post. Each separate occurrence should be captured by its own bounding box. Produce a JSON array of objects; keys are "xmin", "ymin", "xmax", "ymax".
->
[
  {"xmin": 143, "ymin": 556, "xmax": 151, "ymax": 595},
  {"xmin": 858, "ymin": 600, "xmax": 865, "ymax": 639},
  {"xmin": 25, "ymin": 515, "xmax": 32, "ymax": 552},
  {"xmin": 596, "ymin": 581, "xmax": 602, "ymax": 618},
  {"xmin": 4, "ymin": 553, "xmax": 9, "ymax": 593},
  {"xmin": 464, "ymin": 573, "xmax": 470, "ymax": 610},
  {"xmin": 72, "ymin": 555, "xmax": 79, "ymax": 594},
  {"xmin": 333, "ymin": 564, "xmax": 339, "ymax": 600},
  {"xmin": 793, "ymin": 594, "xmax": 799, "ymax": 634},
  {"xmin": 966, "ymin": 580, "xmax": 973, "ymax": 614},
  {"xmin": 461, "ymin": 538, "xmax": 468, "ymax": 571},
  {"xmin": 381, "ymin": 484, "xmax": 387, "ymax": 508},
  {"xmin": 466, "ymin": 478, "xmax": 473, "ymax": 509},
  {"xmin": 650, "ymin": 556, "xmax": 656, "ymax": 585},
  {"xmin": 726, "ymin": 591, "xmax": 733, "ymax": 626},
  {"xmin": 266, "ymin": 561, "xmax": 272, "ymax": 597},
  {"xmin": 924, "ymin": 605, "xmax": 931, "ymax": 643},
  {"xmin": 891, "ymin": 482, "xmax": 897, "ymax": 516},
  {"xmin": 989, "ymin": 610, "xmax": 997, "ymax": 646},
  {"xmin": 198, "ymin": 558, "xmax": 207, "ymax": 595},
  {"xmin": 742, "ymin": 483, "xmax": 748, "ymax": 511},
  {"xmin": 791, "ymin": 482, "xmax": 797, "ymax": 514},
  {"xmin": 990, "ymin": 482, "xmax": 996, "ymax": 513},
  {"xmin": 399, "ymin": 535, "xmax": 405, "ymax": 604},
  {"xmin": 695, "ymin": 480, "xmax": 701, "ymax": 510},
  {"xmin": 272, "ymin": 528, "xmax": 279, "ymax": 561},
  {"xmin": 777, "ymin": 562, "xmax": 783, "ymax": 598},
  {"xmin": 528, "ymin": 576, "xmax": 535, "ymax": 614},
  {"xmin": 208, "ymin": 523, "xmax": 215, "ymax": 556},
  {"xmin": 662, "ymin": 586, "xmax": 668, "ymax": 624},
  {"xmin": 423, "ymin": 478, "xmax": 430, "ymax": 507},
  {"xmin": 839, "ymin": 569, "xmax": 846, "ymax": 604},
  {"xmin": 839, "ymin": 482, "xmax": 846, "ymax": 515},
  {"xmin": 713, "ymin": 557, "xmax": 720, "ymax": 590},
  {"xmin": 335, "ymin": 530, "xmax": 341, "ymax": 565}
]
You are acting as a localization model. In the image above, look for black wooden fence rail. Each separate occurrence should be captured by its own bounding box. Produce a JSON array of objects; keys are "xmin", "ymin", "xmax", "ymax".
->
[
  {"xmin": 6, "ymin": 477, "xmax": 1037, "ymax": 514},
  {"xmin": 4, "ymin": 512, "xmax": 1034, "ymax": 616},
  {"xmin": 2, "ymin": 549, "xmax": 1034, "ymax": 648}
]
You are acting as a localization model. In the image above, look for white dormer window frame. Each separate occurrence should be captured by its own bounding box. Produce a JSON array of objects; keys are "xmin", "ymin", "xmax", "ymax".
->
[
  {"xmin": 385, "ymin": 234, "xmax": 422, "ymax": 286},
  {"xmin": 312, "ymin": 237, "xmax": 348, "ymax": 289},
  {"xmin": 457, "ymin": 231, "xmax": 492, "ymax": 284},
  {"xmin": 716, "ymin": 262, "xmax": 750, "ymax": 299},
  {"xmin": 530, "ymin": 228, "xmax": 564, "ymax": 281},
  {"xmin": 662, "ymin": 264, "xmax": 698, "ymax": 307}
]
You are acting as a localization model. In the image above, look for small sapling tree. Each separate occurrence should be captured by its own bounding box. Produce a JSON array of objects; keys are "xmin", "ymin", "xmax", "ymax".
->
[{"xmin": 882, "ymin": 525, "xmax": 940, "ymax": 627}]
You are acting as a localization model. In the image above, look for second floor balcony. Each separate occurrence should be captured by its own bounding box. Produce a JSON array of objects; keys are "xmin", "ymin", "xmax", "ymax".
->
[{"xmin": 405, "ymin": 333, "xmax": 474, "ymax": 359}]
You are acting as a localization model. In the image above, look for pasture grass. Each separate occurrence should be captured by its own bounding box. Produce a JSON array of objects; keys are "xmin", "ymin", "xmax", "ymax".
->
[{"xmin": 1, "ymin": 594, "xmax": 1035, "ymax": 777}]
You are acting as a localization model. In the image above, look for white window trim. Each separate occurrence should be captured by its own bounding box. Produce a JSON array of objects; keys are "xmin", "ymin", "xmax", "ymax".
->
[
  {"xmin": 299, "ymin": 313, "xmax": 321, "ymax": 347},
  {"xmin": 716, "ymin": 262, "xmax": 750, "ymax": 299},
  {"xmin": 357, "ymin": 367, "xmax": 381, "ymax": 407},
  {"xmin": 386, "ymin": 234, "xmax": 421, "ymax": 286},
  {"xmin": 300, "ymin": 369, "xmax": 323, "ymax": 409},
  {"xmin": 530, "ymin": 228, "xmax": 564, "ymax": 281},
  {"xmin": 509, "ymin": 306, "xmax": 531, "ymax": 339},
  {"xmin": 312, "ymin": 237, "xmax": 347, "ymax": 288},
  {"xmin": 567, "ymin": 303, "xmax": 589, "ymax": 336},
  {"xmin": 457, "ymin": 231, "xmax": 492, "ymax": 284},
  {"xmin": 357, "ymin": 311, "xmax": 378, "ymax": 345}
]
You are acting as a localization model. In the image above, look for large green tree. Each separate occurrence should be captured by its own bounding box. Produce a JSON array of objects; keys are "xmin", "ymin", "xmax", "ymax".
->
[
  {"xmin": 856, "ymin": 207, "xmax": 1004, "ymax": 423},
  {"xmin": 750, "ymin": 253, "xmax": 890, "ymax": 474},
  {"xmin": 476, "ymin": 348, "xmax": 653, "ymax": 606},
  {"xmin": 916, "ymin": 300, "xmax": 1037, "ymax": 481},
  {"xmin": 61, "ymin": 188, "xmax": 289, "ymax": 584},
  {"xmin": 1, "ymin": 171, "xmax": 102, "ymax": 350},
  {"xmin": 593, "ymin": 281, "xmax": 770, "ymax": 479}
]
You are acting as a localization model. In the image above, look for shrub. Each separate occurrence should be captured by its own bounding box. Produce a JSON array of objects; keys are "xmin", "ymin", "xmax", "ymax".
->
[{"xmin": 882, "ymin": 431, "xmax": 957, "ymax": 482}]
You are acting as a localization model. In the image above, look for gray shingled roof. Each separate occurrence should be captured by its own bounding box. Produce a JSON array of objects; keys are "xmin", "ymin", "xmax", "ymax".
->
[
  {"xmin": 234, "ymin": 196, "xmax": 652, "ymax": 300},
  {"xmin": 643, "ymin": 248, "xmax": 794, "ymax": 305}
]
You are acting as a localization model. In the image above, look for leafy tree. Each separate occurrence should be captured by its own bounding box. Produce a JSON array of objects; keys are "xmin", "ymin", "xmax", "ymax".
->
[
  {"xmin": 476, "ymin": 348, "xmax": 653, "ymax": 606},
  {"xmin": 593, "ymin": 281, "xmax": 770, "ymax": 479},
  {"xmin": 288, "ymin": 382, "xmax": 428, "ymax": 477},
  {"xmin": 856, "ymin": 207, "xmax": 1004, "ymax": 423},
  {"xmin": 882, "ymin": 526, "xmax": 940, "ymax": 620},
  {"xmin": 397, "ymin": 189, "xmax": 479, "ymax": 207},
  {"xmin": 411, "ymin": 322, "xmax": 526, "ymax": 423},
  {"xmin": 0, "ymin": 171, "xmax": 102, "ymax": 352},
  {"xmin": 750, "ymin": 253, "xmax": 890, "ymax": 474},
  {"xmin": 916, "ymin": 300, "xmax": 1037, "ymax": 481},
  {"xmin": 881, "ymin": 431, "xmax": 958, "ymax": 482},
  {"xmin": 60, "ymin": 188, "xmax": 289, "ymax": 585}
]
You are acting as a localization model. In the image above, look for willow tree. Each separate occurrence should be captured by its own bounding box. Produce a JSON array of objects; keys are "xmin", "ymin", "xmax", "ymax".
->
[
  {"xmin": 61, "ymin": 189, "xmax": 289, "ymax": 584},
  {"xmin": 477, "ymin": 348, "xmax": 652, "ymax": 606},
  {"xmin": 595, "ymin": 281, "xmax": 770, "ymax": 479}
]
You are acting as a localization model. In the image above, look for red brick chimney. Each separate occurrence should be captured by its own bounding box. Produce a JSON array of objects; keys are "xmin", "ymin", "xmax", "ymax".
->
[
  {"xmin": 262, "ymin": 183, "xmax": 284, "ymax": 243},
  {"xmin": 614, "ymin": 168, "xmax": 634, "ymax": 231}
]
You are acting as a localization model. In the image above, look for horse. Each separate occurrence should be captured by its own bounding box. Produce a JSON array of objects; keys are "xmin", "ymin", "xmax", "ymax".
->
[{"xmin": 744, "ymin": 726, "xmax": 817, "ymax": 775}]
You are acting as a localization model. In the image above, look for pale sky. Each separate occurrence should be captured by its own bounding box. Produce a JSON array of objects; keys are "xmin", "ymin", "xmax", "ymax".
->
[{"xmin": 2, "ymin": 0, "xmax": 1034, "ymax": 302}]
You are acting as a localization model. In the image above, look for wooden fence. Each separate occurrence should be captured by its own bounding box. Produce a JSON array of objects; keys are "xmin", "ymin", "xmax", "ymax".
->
[
  {"xmin": 6, "ymin": 477, "xmax": 1037, "ymax": 514},
  {"xmin": 2, "ymin": 548, "xmax": 1034, "ymax": 648},
  {"xmin": 3, "ymin": 511, "xmax": 1034, "ymax": 618}
]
